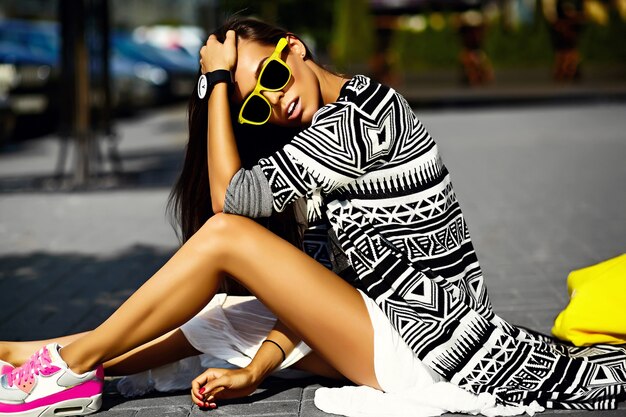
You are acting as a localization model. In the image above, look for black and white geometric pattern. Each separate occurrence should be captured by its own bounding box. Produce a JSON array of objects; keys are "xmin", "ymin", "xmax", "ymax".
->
[{"xmin": 258, "ymin": 75, "xmax": 626, "ymax": 410}]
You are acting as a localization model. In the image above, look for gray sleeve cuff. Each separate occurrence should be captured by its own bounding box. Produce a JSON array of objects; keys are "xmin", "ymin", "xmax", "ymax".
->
[{"xmin": 223, "ymin": 165, "xmax": 273, "ymax": 218}]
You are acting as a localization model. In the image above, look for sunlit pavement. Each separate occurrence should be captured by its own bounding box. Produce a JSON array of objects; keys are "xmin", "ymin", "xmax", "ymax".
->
[{"xmin": 1, "ymin": 101, "xmax": 625, "ymax": 416}]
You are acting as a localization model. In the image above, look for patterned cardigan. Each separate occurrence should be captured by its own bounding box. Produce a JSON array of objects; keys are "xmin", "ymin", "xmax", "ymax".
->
[{"xmin": 224, "ymin": 75, "xmax": 626, "ymax": 410}]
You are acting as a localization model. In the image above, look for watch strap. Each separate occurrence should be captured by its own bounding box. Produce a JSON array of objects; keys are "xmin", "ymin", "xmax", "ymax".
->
[
  {"xmin": 208, "ymin": 69, "xmax": 233, "ymax": 87},
  {"xmin": 197, "ymin": 70, "xmax": 233, "ymax": 99}
]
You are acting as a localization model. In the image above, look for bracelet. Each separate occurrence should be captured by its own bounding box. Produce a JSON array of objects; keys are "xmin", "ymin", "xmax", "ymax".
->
[{"xmin": 262, "ymin": 339, "xmax": 286, "ymax": 362}]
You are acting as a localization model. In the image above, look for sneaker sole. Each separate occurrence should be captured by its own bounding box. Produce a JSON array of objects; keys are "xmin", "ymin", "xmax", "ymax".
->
[{"xmin": 0, "ymin": 394, "xmax": 101, "ymax": 417}]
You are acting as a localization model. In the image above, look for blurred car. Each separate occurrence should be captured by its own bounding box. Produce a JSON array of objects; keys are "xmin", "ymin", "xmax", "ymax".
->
[
  {"xmin": 132, "ymin": 25, "xmax": 206, "ymax": 59},
  {"xmin": 109, "ymin": 51, "xmax": 159, "ymax": 112},
  {"xmin": 0, "ymin": 19, "xmax": 60, "ymax": 138},
  {"xmin": 112, "ymin": 31, "xmax": 198, "ymax": 102},
  {"xmin": 0, "ymin": 65, "xmax": 15, "ymax": 147},
  {"xmin": 0, "ymin": 19, "xmax": 199, "ymax": 141}
]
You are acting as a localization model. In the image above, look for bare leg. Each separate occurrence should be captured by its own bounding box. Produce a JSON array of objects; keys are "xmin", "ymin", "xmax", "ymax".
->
[
  {"xmin": 1, "ymin": 304, "xmax": 341, "ymax": 378},
  {"xmin": 1, "ymin": 333, "xmax": 89, "ymax": 366},
  {"xmin": 292, "ymin": 352, "xmax": 344, "ymax": 380},
  {"xmin": 103, "ymin": 329, "xmax": 200, "ymax": 376},
  {"xmin": 1, "ymin": 330, "xmax": 200, "ymax": 376},
  {"xmin": 59, "ymin": 214, "xmax": 380, "ymax": 389},
  {"xmin": 1, "ymin": 329, "xmax": 343, "ymax": 379}
]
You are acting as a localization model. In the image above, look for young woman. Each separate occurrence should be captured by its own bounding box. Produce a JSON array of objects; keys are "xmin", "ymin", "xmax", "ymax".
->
[{"xmin": 1, "ymin": 16, "xmax": 625, "ymax": 417}]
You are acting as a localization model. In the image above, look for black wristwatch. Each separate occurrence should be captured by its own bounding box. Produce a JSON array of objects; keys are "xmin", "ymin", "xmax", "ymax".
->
[{"xmin": 197, "ymin": 69, "xmax": 233, "ymax": 99}]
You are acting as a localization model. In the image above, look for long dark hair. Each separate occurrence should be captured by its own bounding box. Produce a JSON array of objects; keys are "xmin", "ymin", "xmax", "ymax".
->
[{"xmin": 167, "ymin": 17, "xmax": 308, "ymax": 294}]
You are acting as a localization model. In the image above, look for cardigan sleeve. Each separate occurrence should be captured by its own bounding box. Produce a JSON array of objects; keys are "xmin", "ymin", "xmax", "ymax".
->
[{"xmin": 223, "ymin": 165, "xmax": 273, "ymax": 217}]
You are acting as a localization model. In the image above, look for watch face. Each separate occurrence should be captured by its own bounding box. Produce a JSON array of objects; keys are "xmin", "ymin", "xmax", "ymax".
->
[{"xmin": 197, "ymin": 74, "xmax": 208, "ymax": 99}]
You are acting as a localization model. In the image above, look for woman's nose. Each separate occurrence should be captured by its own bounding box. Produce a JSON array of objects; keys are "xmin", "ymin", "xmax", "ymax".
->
[{"xmin": 262, "ymin": 90, "xmax": 283, "ymax": 106}]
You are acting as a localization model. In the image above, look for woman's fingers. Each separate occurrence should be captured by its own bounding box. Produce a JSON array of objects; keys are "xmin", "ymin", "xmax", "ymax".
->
[
  {"xmin": 224, "ymin": 30, "xmax": 236, "ymax": 43},
  {"xmin": 199, "ymin": 30, "xmax": 237, "ymax": 73},
  {"xmin": 223, "ymin": 30, "xmax": 238, "ymax": 70},
  {"xmin": 190, "ymin": 373, "xmax": 208, "ymax": 405},
  {"xmin": 190, "ymin": 368, "xmax": 221, "ymax": 404},
  {"xmin": 190, "ymin": 367, "xmax": 259, "ymax": 408},
  {"xmin": 204, "ymin": 374, "xmax": 229, "ymax": 400},
  {"xmin": 191, "ymin": 368, "xmax": 228, "ymax": 401}
]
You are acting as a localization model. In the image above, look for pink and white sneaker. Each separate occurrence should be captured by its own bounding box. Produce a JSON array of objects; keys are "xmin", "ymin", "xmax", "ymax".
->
[{"xmin": 0, "ymin": 343, "xmax": 103, "ymax": 416}]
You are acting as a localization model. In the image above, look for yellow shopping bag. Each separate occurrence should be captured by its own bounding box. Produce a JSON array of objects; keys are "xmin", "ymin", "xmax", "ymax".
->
[{"xmin": 552, "ymin": 253, "xmax": 626, "ymax": 346}]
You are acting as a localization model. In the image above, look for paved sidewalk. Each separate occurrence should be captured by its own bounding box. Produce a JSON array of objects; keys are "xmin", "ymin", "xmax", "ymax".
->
[{"xmin": 1, "ymin": 102, "xmax": 625, "ymax": 416}]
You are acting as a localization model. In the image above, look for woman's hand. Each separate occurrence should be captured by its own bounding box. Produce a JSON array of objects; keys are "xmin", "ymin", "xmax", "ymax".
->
[
  {"xmin": 199, "ymin": 30, "xmax": 237, "ymax": 73},
  {"xmin": 191, "ymin": 367, "xmax": 261, "ymax": 408}
]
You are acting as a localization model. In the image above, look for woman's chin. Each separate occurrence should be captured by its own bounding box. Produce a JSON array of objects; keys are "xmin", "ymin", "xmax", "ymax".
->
[{"xmin": 273, "ymin": 116, "xmax": 309, "ymax": 128}]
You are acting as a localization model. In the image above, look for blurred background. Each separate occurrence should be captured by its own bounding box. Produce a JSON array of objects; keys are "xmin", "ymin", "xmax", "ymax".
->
[{"xmin": 0, "ymin": 0, "xmax": 624, "ymax": 167}]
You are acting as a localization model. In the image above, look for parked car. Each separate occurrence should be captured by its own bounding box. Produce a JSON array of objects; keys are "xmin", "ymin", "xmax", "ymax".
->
[
  {"xmin": 112, "ymin": 31, "xmax": 198, "ymax": 102},
  {"xmin": 0, "ymin": 69, "xmax": 15, "ymax": 147},
  {"xmin": 109, "ymin": 51, "xmax": 159, "ymax": 112},
  {"xmin": 132, "ymin": 25, "xmax": 206, "ymax": 59},
  {"xmin": 0, "ymin": 20, "xmax": 60, "ymax": 140},
  {"xmin": 0, "ymin": 19, "xmax": 200, "ymax": 141}
]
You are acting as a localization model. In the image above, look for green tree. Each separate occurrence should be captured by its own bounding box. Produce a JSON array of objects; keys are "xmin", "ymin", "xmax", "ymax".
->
[{"xmin": 330, "ymin": 0, "xmax": 375, "ymax": 71}]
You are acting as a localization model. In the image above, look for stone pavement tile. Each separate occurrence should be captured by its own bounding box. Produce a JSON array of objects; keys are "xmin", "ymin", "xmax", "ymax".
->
[
  {"xmin": 94, "ymin": 411, "xmax": 138, "ymax": 417},
  {"xmin": 99, "ymin": 379, "xmax": 191, "ymax": 417},
  {"xmin": 101, "ymin": 378, "xmax": 338, "ymax": 417},
  {"xmin": 186, "ymin": 378, "xmax": 345, "ymax": 416},
  {"xmin": 103, "ymin": 392, "xmax": 191, "ymax": 411},
  {"xmin": 300, "ymin": 399, "xmax": 337, "ymax": 417},
  {"xmin": 0, "ymin": 247, "xmax": 173, "ymax": 340},
  {"xmin": 188, "ymin": 401, "xmax": 299, "ymax": 416},
  {"xmin": 135, "ymin": 407, "xmax": 190, "ymax": 417},
  {"xmin": 496, "ymin": 309, "xmax": 561, "ymax": 335},
  {"xmin": 489, "ymin": 286, "xmax": 564, "ymax": 308}
]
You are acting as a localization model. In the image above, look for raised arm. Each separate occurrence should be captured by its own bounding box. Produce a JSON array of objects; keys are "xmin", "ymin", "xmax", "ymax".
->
[{"xmin": 200, "ymin": 30, "xmax": 241, "ymax": 213}]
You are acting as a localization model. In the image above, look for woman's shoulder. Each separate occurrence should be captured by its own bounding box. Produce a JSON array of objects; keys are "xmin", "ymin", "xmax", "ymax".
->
[
  {"xmin": 311, "ymin": 75, "xmax": 411, "ymax": 126},
  {"xmin": 330, "ymin": 75, "xmax": 410, "ymax": 118},
  {"xmin": 338, "ymin": 75, "xmax": 398, "ymax": 105},
  {"xmin": 339, "ymin": 75, "xmax": 383, "ymax": 99},
  {"xmin": 297, "ymin": 75, "xmax": 416, "ymax": 148}
]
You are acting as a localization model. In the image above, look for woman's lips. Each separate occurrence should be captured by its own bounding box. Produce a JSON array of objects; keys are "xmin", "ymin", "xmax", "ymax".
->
[{"xmin": 287, "ymin": 97, "xmax": 301, "ymax": 120}]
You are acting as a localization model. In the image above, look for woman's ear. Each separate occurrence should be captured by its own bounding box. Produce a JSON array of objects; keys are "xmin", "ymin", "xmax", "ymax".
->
[{"xmin": 286, "ymin": 34, "xmax": 306, "ymax": 59}]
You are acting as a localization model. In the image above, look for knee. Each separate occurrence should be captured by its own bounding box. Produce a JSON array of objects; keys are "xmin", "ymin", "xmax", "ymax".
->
[{"xmin": 188, "ymin": 213, "xmax": 245, "ymax": 258}]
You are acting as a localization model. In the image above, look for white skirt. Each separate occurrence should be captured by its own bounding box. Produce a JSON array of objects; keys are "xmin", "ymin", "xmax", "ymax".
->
[
  {"xmin": 116, "ymin": 292, "xmax": 543, "ymax": 417},
  {"xmin": 116, "ymin": 293, "xmax": 312, "ymax": 397},
  {"xmin": 179, "ymin": 293, "xmax": 312, "ymax": 371}
]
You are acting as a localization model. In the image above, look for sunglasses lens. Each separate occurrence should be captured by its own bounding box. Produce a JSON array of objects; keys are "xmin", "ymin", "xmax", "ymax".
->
[
  {"xmin": 260, "ymin": 60, "xmax": 290, "ymax": 90},
  {"xmin": 241, "ymin": 95, "xmax": 271, "ymax": 124}
]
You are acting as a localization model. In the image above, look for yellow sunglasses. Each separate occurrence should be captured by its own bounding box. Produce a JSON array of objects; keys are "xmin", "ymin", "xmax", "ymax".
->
[{"xmin": 238, "ymin": 38, "xmax": 292, "ymax": 125}]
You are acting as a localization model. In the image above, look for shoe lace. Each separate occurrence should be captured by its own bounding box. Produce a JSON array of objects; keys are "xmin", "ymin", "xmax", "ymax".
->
[{"xmin": 6, "ymin": 347, "xmax": 53, "ymax": 387}]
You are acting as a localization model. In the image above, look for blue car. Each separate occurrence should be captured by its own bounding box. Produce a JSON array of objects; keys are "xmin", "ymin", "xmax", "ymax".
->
[
  {"xmin": 0, "ymin": 20, "xmax": 60, "ymax": 140},
  {"xmin": 112, "ymin": 31, "xmax": 198, "ymax": 102},
  {"xmin": 0, "ymin": 19, "xmax": 200, "ymax": 140}
]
